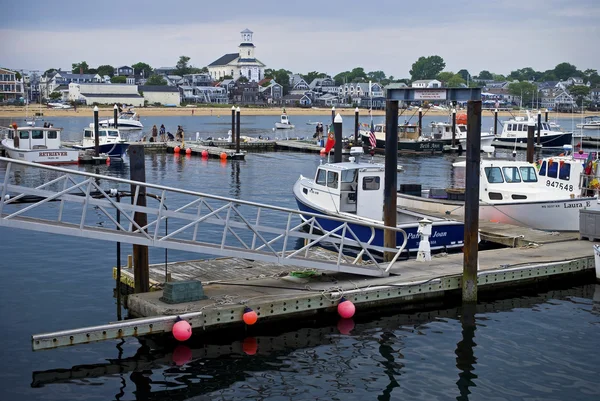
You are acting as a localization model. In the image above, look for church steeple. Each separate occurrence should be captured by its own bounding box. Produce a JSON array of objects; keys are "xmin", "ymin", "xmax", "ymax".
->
[{"xmin": 239, "ymin": 28, "xmax": 255, "ymax": 59}]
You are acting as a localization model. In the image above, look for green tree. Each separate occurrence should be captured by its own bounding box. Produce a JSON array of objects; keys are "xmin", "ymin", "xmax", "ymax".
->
[
  {"xmin": 111, "ymin": 76, "xmax": 127, "ymax": 83},
  {"xmin": 146, "ymin": 75, "xmax": 167, "ymax": 85},
  {"xmin": 97, "ymin": 65, "xmax": 115, "ymax": 77},
  {"xmin": 409, "ymin": 55, "xmax": 446, "ymax": 81},
  {"xmin": 583, "ymin": 69, "xmax": 600, "ymax": 86},
  {"xmin": 553, "ymin": 62, "xmax": 578, "ymax": 81},
  {"xmin": 477, "ymin": 70, "xmax": 493, "ymax": 80},
  {"xmin": 457, "ymin": 69, "xmax": 471, "ymax": 83},
  {"xmin": 175, "ymin": 56, "xmax": 191, "ymax": 76},
  {"xmin": 508, "ymin": 81, "xmax": 539, "ymax": 106},
  {"xmin": 333, "ymin": 71, "xmax": 350, "ymax": 86},
  {"xmin": 492, "ymin": 73, "xmax": 506, "ymax": 81},
  {"xmin": 44, "ymin": 68, "xmax": 57, "ymax": 76},
  {"xmin": 508, "ymin": 67, "xmax": 540, "ymax": 82},
  {"xmin": 15, "ymin": 71, "xmax": 22, "ymax": 80},
  {"xmin": 199, "ymin": 66, "xmax": 209, "ymax": 73},
  {"xmin": 447, "ymin": 74, "xmax": 466, "ymax": 88},
  {"xmin": 71, "ymin": 61, "xmax": 90, "ymax": 74},
  {"xmin": 49, "ymin": 91, "xmax": 61, "ymax": 100},
  {"xmin": 132, "ymin": 62, "xmax": 153, "ymax": 78},
  {"xmin": 301, "ymin": 71, "xmax": 327, "ymax": 84},
  {"xmin": 367, "ymin": 70, "xmax": 386, "ymax": 82},
  {"xmin": 436, "ymin": 71, "xmax": 455, "ymax": 83},
  {"xmin": 237, "ymin": 76, "xmax": 249, "ymax": 83},
  {"xmin": 348, "ymin": 67, "xmax": 367, "ymax": 82},
  {"xmin": 272, "ymin": 70, "xmax": 291, "ymax": 94},
  {"xmin": 569, "ymin": 85, "xmax": 591, "ymax": 106}
]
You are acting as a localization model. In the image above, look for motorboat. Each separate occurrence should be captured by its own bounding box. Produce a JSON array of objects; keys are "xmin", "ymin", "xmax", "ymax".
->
[
  {"xmin": 1, "ymin": 126, "xmax": 79, "ymax": 164},
  {"xmin": 47, "ymin": 102, "xmax": 72, "ymax": 109},
  {"xmin": 576, "ymin": 116, "xmax": 600, "ymax": 130},
  {"xmin": 99, "ymin": 109, "xmax": 143, "ymax": 131},
  {"xmin": 397, "ymin": 150, "xmax": 598, "ymax": 231},
  {"xmin": 72, "ymin": 124, "xmax": 129, "ymax": 159},
  {"xmin": 293, "ymin": 149, "xmax": 465, "ymax": 252},
  {"xmin": 275, "ymin": 113, "xmax": 295, "ymax": 129},
  {"xmin": 491, "ymin": 111, "xmax": 572, "ymax": 149},
  {"xmin": 359, "ymin": 122, "xmax": 445, "ymax": 154},
  {"xmin": 429, "ymin": 121, "xmax": 496, "ymax": 149}
]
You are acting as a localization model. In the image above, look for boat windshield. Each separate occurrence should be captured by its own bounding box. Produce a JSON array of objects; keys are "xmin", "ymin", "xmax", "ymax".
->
[
  {"xmin": 519, "ymin": 166, "xmax": 537, "ymax": 182},
  {"xmin": 502, "ymin": 167, "xmax": 521, "ymax": 183},
  {"xmin": 106, "ymin": 130, "xmax": 119, "ymax": 137},
  {"xmin": 341, "ymin": 169, "xmax": 357, "ymax": 183},
  {"xmin": 484, "ymin": 167, "xmax": 503, "ymax": 183},
  {"xmin": 375, "ymin": 125, "xmax": 384, "ymax": 133}
]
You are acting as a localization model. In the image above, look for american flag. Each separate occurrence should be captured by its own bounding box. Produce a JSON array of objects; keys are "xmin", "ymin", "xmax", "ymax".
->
[{"xmin": 368, "ymin": 120, "xmax": 377, "ymax": 148}]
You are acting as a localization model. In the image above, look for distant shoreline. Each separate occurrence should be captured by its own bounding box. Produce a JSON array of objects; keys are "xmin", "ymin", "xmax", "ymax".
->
[{"xmin": 0, "ymin": 105, "xmax": 586, "ymax": 119}]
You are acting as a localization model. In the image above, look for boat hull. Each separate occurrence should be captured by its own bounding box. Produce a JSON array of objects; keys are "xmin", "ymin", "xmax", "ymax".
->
[
  {"xmin": 73, "ymin": 142, "xmax": 129, "ymax": 158},
  {"xmin": 492, "ymin": 132, "xmax": 573, "ymax": 149},
  {"xmin": 397, "ymin": 193, "xmax": 595, "ymax": 231},
  {"xmin": 295, "ymin": 195, "xmax": 464, "ymax": 252},
  {"xmin": 99, "ymin": 119, "xmax": 143, "ymax": 130},
  {"xmin": 1, "ymin": 140, "xmax": 79, "ymax": 165},
  {"xmin": 275, "ymin": 123, "xmax": 295, "ymax": 129}
]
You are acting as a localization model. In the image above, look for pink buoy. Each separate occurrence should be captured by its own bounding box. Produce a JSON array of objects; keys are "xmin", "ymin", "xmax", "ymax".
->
[
  {"xmin": 174, "ymin": 146, "xmax": 181, "ymax": 154},
  {"xmin": 172, "ymin": 345, "xmax": 192, "ymax": 366},
  {"xmin": 337, "ymin": 318, "xmax": 355, "ymax": 335},
  {"xmin": 185, "ymin": 147, "xmax": 192, "ymax": 155},
  {"xmin": 172, "ymin": 318, "xmax": 192, "ymax": 341},
  {"xmin": 201, "ymin": 149, "xmax": 208, "ymax": 158},
  {"xmin": 242, "ymin": 307, "xmax": 258, "ymax": 325},
  {"xmin": 337, "ymin": 297, "xmax": 355, "ymax": 319}
]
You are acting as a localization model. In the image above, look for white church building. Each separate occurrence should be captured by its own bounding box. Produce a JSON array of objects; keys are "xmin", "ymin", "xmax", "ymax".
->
[{"xmin": 208, "ymin": 29, "xmax": 266, "ymax": 82}]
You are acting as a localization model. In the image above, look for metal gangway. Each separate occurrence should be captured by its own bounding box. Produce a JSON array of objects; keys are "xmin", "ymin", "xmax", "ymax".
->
[{"xmin": 0, "ymin": 157, "xmax": 407, "ymax": 277}]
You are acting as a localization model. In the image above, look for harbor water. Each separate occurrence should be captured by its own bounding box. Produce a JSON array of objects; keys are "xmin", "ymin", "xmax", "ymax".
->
[{"xmin": 0, "ymin": 113, "xmax": 599, "ymax": 400}]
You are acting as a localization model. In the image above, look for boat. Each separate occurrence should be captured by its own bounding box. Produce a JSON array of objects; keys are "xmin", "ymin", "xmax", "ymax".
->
[
  {"xmin": 99, "ymin": 109, "xmax": 143, "ymax": 131},
  {"xmin": 359, "ymin": 122, "xmax": 445, "ymax": 154},
  {"xmin": 1, "ymin": 126, "xmax": 79, "ymax": 164},
  {"xmin": 72, "ymin": 124, "xmax": 130, "ymax": 158},
  {"xmin": 293, "ymin": 149, "xmax": 465, "ymax": 252},
  {"xmin": 576, "ymin": 116, "xmax": 600, "ymax": 130},
  {"xmin": 397, "ymin": 150, "xmax": 598, "ymax": 231},
  {"xmin": 491, "ymin": 111, "xmax": 573, "ymax": 149},
  {"xmin": 429, "ymin": 121, "xmax": 496, "ymax": 149},
  {"xmin": 275, "ymin": 113, "xmax": 295, "ymax": 129},
  {"xmin": 47, "ymin": 102, "xmax": 72, "ymax": 109}
]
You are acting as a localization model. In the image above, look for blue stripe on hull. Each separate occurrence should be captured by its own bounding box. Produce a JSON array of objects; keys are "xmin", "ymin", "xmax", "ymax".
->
[
  {"xmin": 495, "ymin": 133, "xmax": 572, "ymax": 148},
  {"xmin": 295, "ymin": 199, "xmax": 464, "ymax": 251},
  {"xmin": 78, "ymin": 143, "xmax": 130, "ymax": 157}
]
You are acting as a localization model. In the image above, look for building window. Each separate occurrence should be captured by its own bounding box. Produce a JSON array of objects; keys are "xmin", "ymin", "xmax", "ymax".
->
[{"xmin": 248, "ymin": 50, "xmax": 250, "ymax": 56}]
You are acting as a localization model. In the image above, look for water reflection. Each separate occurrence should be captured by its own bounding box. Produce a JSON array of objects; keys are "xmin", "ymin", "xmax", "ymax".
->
[{"xmin": 455, "ymin": 303, "xmax": 477, "ymax": 401}]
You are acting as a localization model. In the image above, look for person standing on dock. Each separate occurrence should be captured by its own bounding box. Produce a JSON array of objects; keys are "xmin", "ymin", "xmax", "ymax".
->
[
  {"xmin": 176, "ymin": 125, "xmax": 184, "ymax": 142},
  {"xmin": 159, "ymin": 124, "xmax": 166, "ymax": 142},
  {"xmin": 151, "ymin": 125, "xmax": 158, "ymax": 141}
]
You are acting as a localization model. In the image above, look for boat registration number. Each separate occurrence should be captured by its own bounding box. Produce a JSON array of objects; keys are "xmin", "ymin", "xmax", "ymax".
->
[{"xmin": 545, "ymin": 180, "xmax": 573, "ymax": 192}]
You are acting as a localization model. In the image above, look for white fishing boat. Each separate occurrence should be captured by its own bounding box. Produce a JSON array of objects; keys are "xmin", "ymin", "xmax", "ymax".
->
[
  {"xmin": 576, "ymin": 116, "xmax": 600, "ymax": 130},
  {"xmin": 293, "ymin": 148, "xmax": 465, "ymax": 252},
  {"xmin": 275, "ymin": 113, "xmax": 295, "ymax": 129},
  {"xmin": 492, "ymin": 111, "xmax": 572, "ymax": 149},
  {"xmin": 72, "ymin": 124, "xmax": 130, "ymax": 159},
  {"xmin": 1, "ymin": 126, "xmax": 79, "ymax": 165},
  {"xmin": 429, "ymin": 121, "xmax": 496, "ymax": 148},
  {"xmin": 99, "ymin": 109, "xmax": 143, "ymax": 130},
  {"xmin": 397, "ymin": 150, "xmax": 598, "ymax": 231}
]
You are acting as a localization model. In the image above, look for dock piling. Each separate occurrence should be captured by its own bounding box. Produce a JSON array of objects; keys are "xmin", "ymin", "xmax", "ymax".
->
[
  {"xmin": 113, "ymin": 104, "xmax": 118, "ymax": 129},
  {"xmin": 545, "ymin": 108, "xmax": 549, "ymax": 123},
  {"xmin": 418, "ymin": 107, "xmax": 423, "ymax": 137},
  {"xmin": 537, "ymin": 111, "xmax": 541, "ymax": 146},
  {"xmin": 331, "ymin": 106, "xmax": 335, "ymax": 125},
  {"xmin": 494, "ymin": 108, "xmax": 498, "ymax": 137},
  {"xmin": 383, "ymin": 100, "xmax": 399, "ymax": 261},
  {"xmin": 116, "ymin": 192, "xmax": 122, "ymax": 320},
  {"xmin": 231, "ymin": 106, "xmax": 236, "ymax": 145},
  {"xmin": 527, "ymin": 122, "xmax": 535, "ymax": 163},
  {"xmin": 129, "ymin": 145, "xmax": 149, "ymax": 293},
  {"xmin": 354, "ymin": 107, "xmax": 359, "ymax": 144},
  {"xmin": 333, "ymin": 113, "xmax": 343, "ymax": 163},
  {"xmin": 236, "ymin": 107, "xmax": 241, "ymax": 154},
  {"xmin": 452, "ymin": 108, "xmax": 457, "ymax": 148},
  {"xmin": 463, "ymin": 100, "xmax": 481, "ymax": 303},
  {"xmin": 93, "ymin": 106, "xmax": 100, "ymax": 157}
]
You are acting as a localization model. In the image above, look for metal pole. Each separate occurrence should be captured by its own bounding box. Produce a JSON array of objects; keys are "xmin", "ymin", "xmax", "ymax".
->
[
  {"xmin": 129, "ymin": 144, "xmax": 149, "ymax": 293},
  {"xmin": 333, "ymin": 113, "xmax": 343, "ymax": 163},
  {"xmin": 463, "ymin": 100, "xmax": 481, "ymax": 303},
  {"xmin": 418, "ymin": 107, "xmax": 423, "ymax": 137},
  {"xmin": 526, "ymin": 123, "xmax": 535, "ymax": 163},
  {"xmin": 113, "ymin": 104, "xmax": 118, "ymax": 129},
  {"xmin": 93, "ymin": 106, "xmax": 100, "ymax": 157},
  {"xmin": 116, "ymin": 192, "xmax": 122, "ymax": 321},
  {"xmin": 452, "ymin": 108, "xmax": 457, "ymax": 147},
  {"xmin": 383, "ymin": 100, "xmax": 399, "ymax": 262},
  {"xmin": 331, "ymin": 106, "xmax": 335, "ymax": 125},
  {"xmin": 236, "ymin": 107, "xmax": 241, "ymax": 154},
  {"xmin": 545, "ymin": 109, "xmax": 549, "ymax": 122},
  {"xmin": 231, "ymin": 106, "xmax": 236, "ymax": 144},
  {"xmin": 354, "ymin": 107, "xmax": 359, "ymax": 144},
  {"xmin": 537, "ymin": 111, "xmax": 541, "ymax": 146},
  {"xmin": 493, "ymin": 108, "xmax": 498, "ymax": 137}
]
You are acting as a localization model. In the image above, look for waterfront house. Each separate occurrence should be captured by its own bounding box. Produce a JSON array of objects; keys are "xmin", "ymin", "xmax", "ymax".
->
[
  {"xmin": 309, "ymin": 77, "xmax": 337, "ymax": 94},
  {"xmin": 590, "ymin": 87, "xmax": 600, "ymax": 105},
  {"xmin": 182, "ymin": 73, "xmax": 213, "ymax": 87},
  {"xmin": 114, "ymin": 66, "xmax": 134, "ymax": 76},
  {"xmin": 314, "ymin": 92, "xmax": 339, "ymax": 107},
  {"xmin": 289, "ymin": 75, "xmax": 310, "ymax": 94},
  {"xmin": 411, "ymin": 79, "xmax": 441, "ymax": 88},
  {"xmin": 139, "ymin": 85, "xmax": 180, "ymax": 106},
  {"xmin": 282, "ymin": 93, "xmax": 311, "ymax": 107},
  {"xmin": 0, "ymin": 68, "xmax": 25, "ymax": 103},
  {"xmin": 259, "ymin": 80, "xmax": 283, "ymax": 105},
  {"xmin": 165, "ymin": 75, "xmax": 184, "ymax": 86},
  {"xmin": 208, "ymin": 29, "xmax": 266, "ymax": 82},
  {"xmin": 154, "ymin": 67, "xmax": 177, "ymax": 76},
  {"xmin": 68, "ymin": 83, "xmax": 143, "ymax": 106},
  {"xmin": 40, "ymin": 71, "xmax": 102, "ymax": 100},
  {"xmin": 230, "ymin": 82, "xmax": 261, "ymax": 104}
]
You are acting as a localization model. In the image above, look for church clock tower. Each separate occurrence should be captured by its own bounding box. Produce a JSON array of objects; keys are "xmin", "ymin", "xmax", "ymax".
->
[{"xmin": 239, "ymin": 28, "xmax": 255, "ymax": 60}]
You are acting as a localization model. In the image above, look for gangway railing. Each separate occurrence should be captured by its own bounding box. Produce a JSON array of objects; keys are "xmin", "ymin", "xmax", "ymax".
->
[{"xmin": 0, "ymin": 157, "xmax": 407, "ymax": 277}]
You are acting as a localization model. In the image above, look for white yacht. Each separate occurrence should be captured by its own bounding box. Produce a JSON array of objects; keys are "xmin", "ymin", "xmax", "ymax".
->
[
  {"xmin": 577, "ymin": 116, "xmax": 600, "ymax": 130},
  {"xmin": 429, "ymin": 121, "xmax": 496, "ymax": 148},
  {"xmin": 1, "ymin": 126, "xmax": 79, "ymax": 164},
  {"xmin": 275, "ymin": 113, "xmax": 295, "ymax": 129},
  {"xmin": 99, "ymin": 109, "xmax": 143, "ymax": 130},
  {"xmin": 492, "ymin": 111, "xmax": 572, "ymax": 149}
]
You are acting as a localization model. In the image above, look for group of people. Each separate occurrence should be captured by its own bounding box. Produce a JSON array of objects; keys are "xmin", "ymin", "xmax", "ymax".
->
[
  {"xmin": 42, "ymin": 122, "xmax": 54, "ymax": 128},
  {"xmin": 147, "ymin": 124, "xmax": 186, "ymax": 142}
]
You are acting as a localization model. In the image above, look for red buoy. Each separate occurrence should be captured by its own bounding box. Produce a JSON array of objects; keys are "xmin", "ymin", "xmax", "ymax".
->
[
  {"xmin": 172, "ymin": 319, "xmax": 192, "ymax": 341},
  {"xmin": 201, "ymin": 150, "xmax": 209, "ymax": 158},
  {"xmin": 185, "ymin": 147, "xmax": 192, "ymax": 155},
  {"xmin": 174, "ymin": 146, "xmax": 181, "ymax": 154},
  {"xmin": 242, "ymin": 307, "xmax": 258, "ymax": 325},
  {"xmin": 337, "ymin": 297, "xmax": 355, "ymax": 319},
  {"xmin": 220, "ymin": 152, "xmax": 227, "ymax": 160}
]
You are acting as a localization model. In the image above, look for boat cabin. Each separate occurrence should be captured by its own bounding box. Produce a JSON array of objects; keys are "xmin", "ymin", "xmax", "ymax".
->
[
  {"xmin": 82, "ymin": 127, "xmax": 122, "ymax": 147},
  {"xmin": 280, "ymin": 114, "xmax": 291, "ymax": 125},
  {"xmin": 7, "ymin": 127, "xmax": 63, "ymax": 151},
  {"xmin": 372, "ymin": 123, "xmax": 420, "ymax": 140},
  {"xmin": 537, "ymin": 156, "xmax": 590, "ymax": 196},
  {"xmin": 312, "ymin": 162, "xmax": 385, "ymax": 220}
]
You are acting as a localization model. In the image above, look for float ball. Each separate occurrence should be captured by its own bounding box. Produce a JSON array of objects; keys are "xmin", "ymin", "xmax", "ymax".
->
[
  {"xmin": 242, "ymin": 307, "xmax": 258, "ymax": 325},
  {"xmin": 337, "ymin": 318, "xmax": 355, "ymax": 335},
  {"xmin": 201, "ymin": 150, "xmax": 209, "ymax": 158},
  {"xmin": 220, "ymin": 152, "xmax": 227, "ymax": 160},
  {"xmin": 337, "ymin": 298, "xmax": 355, "ymax": 319},
  {"xmin": 172, "ymin": 319, "xmax": 192, "ymax": 341},
  {"xmin": 185, "ymin": 147, "xmax": 192, "ymax": 155},
  {"xmin": 174, "ymin": 146, "xmax": 181, "ymax": 154},
  {"xmin": 242, "ymin": 337, "xmax": 258, "ymax": 355},
  {"xmin": 172, "ymin": 345, "xmax": 192, "ymax": 366}
]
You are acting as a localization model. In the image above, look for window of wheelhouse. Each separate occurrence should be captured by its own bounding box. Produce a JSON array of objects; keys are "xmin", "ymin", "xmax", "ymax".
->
[
  {"xmin": 107, "ymin": 130, "xmax": 118, "ymax": 137},
  {"xmin": 362, "ymin": 176, "xmax": 380, "ymax": 190},
  {"xmin": 327, "ymin": 171, "xmax": 338, "ymax": 188},
  {"xmin": 19, "ymin": 131, "xmax": 30, "ymax": 139},
  {"xmin": 502, "ymin": 167, "xmax": 521, "ymax": 183},
  {"xmin": 31, "ymin": 130, "xmax": 44, "ymax": 140},
  {"xmin": 47, "ymin": 131, "xmax": 57, "ymax": 139},
  {"xmin": 315, "ymin": 169, "xmax": 326, "ymax": 185},
  {"xmin": 547, "ymin": 161, "xmax": 558, "ymax": 178},
  {"xmin": 84, "ymin": 129, "xmax": 93, "ymax": 138},
  {"xmin": 484, "ymin": 167, "xmax": 503, "ymax": 183},
  {"xmin": 341, "ymin": 170, "xmax": 356, "ymax": 183},
  {"xmin": 558, "ymin": 162, "xmax": 571, "ymax": 180},
  {"xmin": 539, "ymin": 161, "xmax": 547, "ymax": 176},
  {"xmin": 520, "ymin": 166, "xmax": 537, "ymax": 182}
]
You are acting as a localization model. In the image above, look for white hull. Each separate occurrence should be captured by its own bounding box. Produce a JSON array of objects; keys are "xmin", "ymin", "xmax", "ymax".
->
[
  {"xmin": 576, "ymin": 124, "xmax": 600, "ymax": 130},
  {"xmin": 458, "ymin": 133, "xmax": 496, "ymax": 148},
  {"xmin": 275, "ymin": 123, "xmax": 295, "ymax": 129},
  {"xmin": 99, "ymin": 119, "xmax": 143, "ymax": 130},
  {"xmin": 397, "ymin": 193, "xmax": 595, "ymax": 231},
  {"xmin": 1, "ymin": 139, "xmax": 79, "ymax": 164}
]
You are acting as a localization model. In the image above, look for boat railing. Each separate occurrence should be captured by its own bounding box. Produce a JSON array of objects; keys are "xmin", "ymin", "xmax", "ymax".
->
[
  {"xmin": 0, "ymin": 126, "xmax": 12, "ymax": 140},
  {"xmin": 579, "ymin": 172, "xmax": 600, "ymax": 197},
  {"xmin": 0, "ymin": 157, "xmax": 408, "ymax": 277}
]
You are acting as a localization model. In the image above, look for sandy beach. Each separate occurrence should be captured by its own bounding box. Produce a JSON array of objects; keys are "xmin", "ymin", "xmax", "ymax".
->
[{"xmin": 0, "ymin": 105, "xmax": 582, "ymax": 119}]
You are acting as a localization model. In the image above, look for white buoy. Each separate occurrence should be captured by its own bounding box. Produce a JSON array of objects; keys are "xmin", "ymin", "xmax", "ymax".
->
[{"xmin": 416, "ymin": 218, "xmax": 432, "ymax": 262}]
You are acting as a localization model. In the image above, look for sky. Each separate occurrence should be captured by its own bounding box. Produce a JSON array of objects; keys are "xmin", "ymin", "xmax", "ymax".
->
[{"xmin": 1, "ymin": 0, "xmax": 599, "ymax": 78}]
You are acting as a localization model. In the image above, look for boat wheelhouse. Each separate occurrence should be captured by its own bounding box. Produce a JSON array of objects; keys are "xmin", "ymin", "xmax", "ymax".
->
[
  {"xmin": 1, "ymin": 126, "xmax": 79, "ymax": 164},
  {"xmin": 99, "ymin": 109, "xmax": 143, "ymax": 131},
  {"xmin": 492, "ymin": 112, "xmax": 572, "ymax": 149},
  {"xmin": 72, "ymin": 125, "xmax": 130, "ymax": 158},
  {"xmin": 275, "ymin": 113, "xmax": 295, "ymax": 129},
  {"xmin": 429, "ymin": 121, "xmax": 496, "ymax": 148},
  {"xmin": 576, "ymin": 116, "xmax": 600, "ymax": 130},
  {"xmin": 359, "ymin": 123, "xmax": 444, "ymax": 154}
]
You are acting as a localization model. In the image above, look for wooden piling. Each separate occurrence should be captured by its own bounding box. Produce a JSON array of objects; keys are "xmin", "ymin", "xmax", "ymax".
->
[
  {"xmin": 545, "ymin": 109, "xmax": 549, "ymax": 122},
  {"xmin": 418, "ymin": 108, "xmax": 423, "ymax": 137},
  {"xmin": 113, "ymin": 104, "xmax": 118, "ymax": 129},
  {"xmin": 526, "ymin": 123, "xmax": 535, "ymax": 163},
  {"xmin": 452, "ymin": 108, "xmax": 457, "ymax": 147},
  {"xmin": 93, "ymin": 106, "xmax": 100, "ymax": 157},
  {"xmin": 537, "ymin": 111, "xmax": 542, "ymax": 146},
  {"xmin": 494, "ymin": 109, "xmax": 498, "ymax": 137},
  {"xmin": 129, "ymin": 144, "xmax": 149, "ymax": 293},
  {"xmin": 231, "ymin": 106, "xmax": 236, "ymax": 146},
  {"xmin": 383, "ymin": 100, "xmax": 399, "ymax": 262},
  {"xmin": 333, "ymin": 113, "xmax": 343, "ymax": 163},
  {"xmin": 354, "ymin": 107, "xmax": 359, "ymax": 144},
  {"xmin": 331, "ymin": 106, "xmax": 335, "ymax": 125},
  {"xmin": 236, "ymin": 107, "xmax": 241, "ymax": 154},
  {"xmin": 116, "ymin": 192, "xmax": 122, "ymax": 320},
  {"xmin": 463, "ymin": 100, "xmax": 481, "ymax": 303}
]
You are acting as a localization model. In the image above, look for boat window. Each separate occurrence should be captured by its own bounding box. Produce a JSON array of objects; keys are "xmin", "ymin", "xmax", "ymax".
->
[
  {"xmin": 84, "ymin": 129, "xmax": 93, "ymax": 138},
  {"xmin": 19, "ymin": 131, "xmax": 30, "ymax": 139},
  {"xmin": 341, "ymin": 170, "xmax": 357, "ymax": 183},
  {"xmin": 459, "ymin": 126, "xmax": 467, "ymax": 132},
  {"xmin": 488, "ymin": 192, "xmax": 503, "ymax": 200},
  {"xmin": 507, "ymin": 124, "xmax": 512, "ymax": 131},
  {"xmin": 502, "ymin": 167, "xmax": 521, "ymax": 183},
  {"xmin": 31, "ymin": 130, "xmax": 44, "ymax": 139},
  {"xmin": 362, "ymin": 176, "xmax": 380, "ymax": 190},
  {"xmin": 547, "ymin": 161, "xmax": 558, "ymax": 178},
  {"xmin": 484, "ymin": 167, "xmax": 504, "ymax": 183},
  {"xmin": 539, "ymin": 161, "xmax": 547, "ymax": 176},
  {"xmin": 107, "ymin": 130, "xmax": 119, "ymax": 137},
  {"xmin": 98, "ymin": 131, "xmax": 107, "ymax": 137},
  {"xmin": 517, "ymin": 124, "xmax": 523, "ymax": 131},
  {"xmin": 375, "ymin": 125, "xmax": 383, "ymax": 133},
  {"xmin": 558, "ymin": 163, "xmax": 571, "ymax": 180},
  {"xmin": 327, "ymin": 171, "xmax": 338, "ymax": 188},
  {"xmin": 519, "ymin": 166, "xmax": 537, "ymax": 182},
  {"xmin": 316, "ymin": 169, "xmax": 326, "ymax": 185},
  {"xmin": 8, "ymin": 130, "xmax": 13, "ymax": 139},
  {"xmin": 542, "ymin": 123, "xmax": 549, "ymax": 130},
  {"xmin": 47, "ymin": 131, "xmax": 57, "ymax": 139}
]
